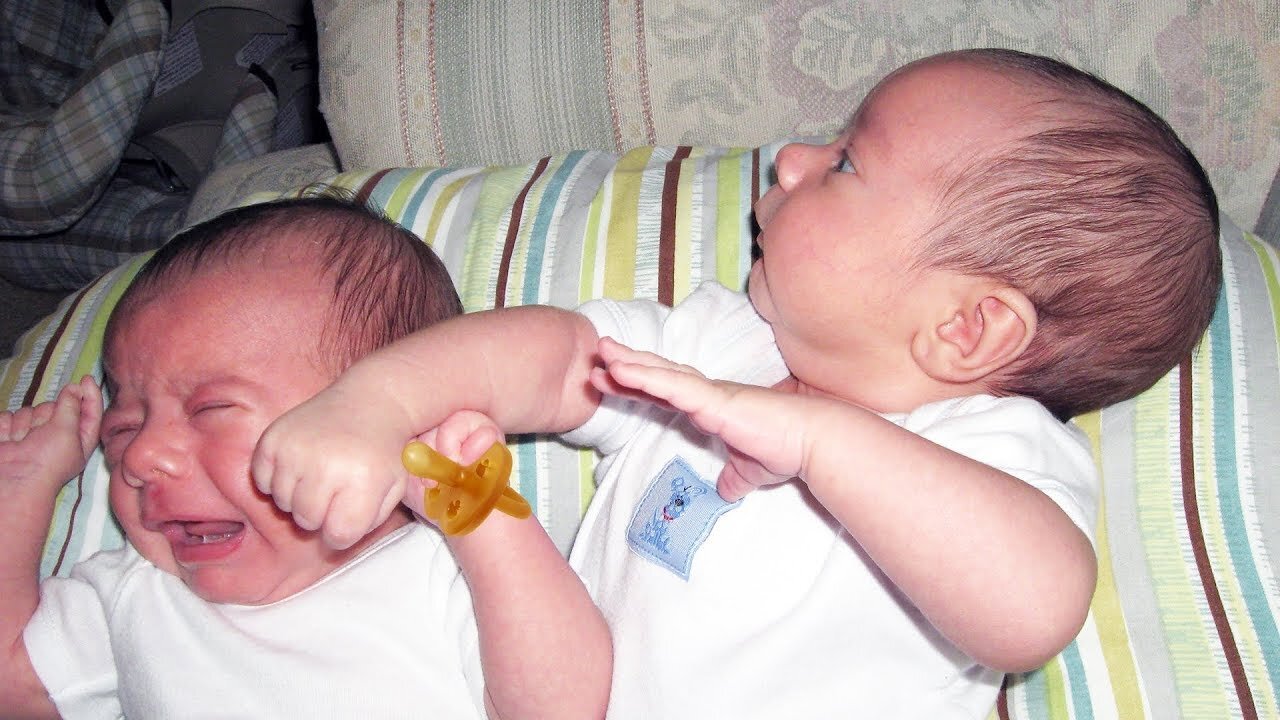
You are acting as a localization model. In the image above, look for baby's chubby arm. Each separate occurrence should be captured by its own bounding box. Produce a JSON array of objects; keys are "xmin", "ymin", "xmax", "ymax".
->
[
  {"xmin": 596, "ymin": 339, "xmax": 1096, "ymax": 673},
  {"xmin": 414, "ymin": 412, "xmax": 611, "ymax": 720},
  {"xmin": 252, "ymin": 305, "xmax": 602, "ymax": 550},
  {"xmin": 0, "ymin": 375, "xmax": 102, "ymax": 719}
]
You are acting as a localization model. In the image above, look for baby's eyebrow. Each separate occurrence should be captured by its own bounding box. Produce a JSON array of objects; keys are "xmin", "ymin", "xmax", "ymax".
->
[
  {"xmin": 848, "ymin": 96, "xmax": 877, "ymax": 133},
  {"xmin": 848, "ymin": 104, "xmax": 893, "ymax": 164}
]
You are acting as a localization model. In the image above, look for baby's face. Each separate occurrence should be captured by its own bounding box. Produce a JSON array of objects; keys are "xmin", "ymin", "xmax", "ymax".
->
[
  {"xmin": 101, "ymin": 260, "xmax": 391, "ymax": 605},
  {"xmin": 748, "ymin": 58, "xmax": 1030, "ymax": 410}
]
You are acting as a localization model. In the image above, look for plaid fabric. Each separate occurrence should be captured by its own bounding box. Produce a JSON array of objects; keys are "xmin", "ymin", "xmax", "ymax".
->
[
  {"xmin": 0, "ymin": 72, "xmax": 283, "ymax": 290},
  {"xmin": 0, "ymin": 2, "xmax": 109, "ymax": 108},
  {"xmin": 0, "ymin": 0, "xmax": 168, "ymax": 235},
  {"xmin": 0, "ymin": 171, "xmax": 187, "ymax": 289},
  {"xmin": 209, "ymin": 73, "xmax": 278, "ymax": 173},
  {"xmin": 0, "ymin": 0, "xmax": 171, "ymax": 290},
  {"xmin": 0, "ymin": 0, "xmax": 318, "ymax": 291}
]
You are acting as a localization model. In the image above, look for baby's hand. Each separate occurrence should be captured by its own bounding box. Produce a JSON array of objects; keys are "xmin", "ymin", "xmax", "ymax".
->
[
  {"xmin": 252, "ymin": 385, "xmax": 415, "ymax": 550},
  {"xmin": 400, "ymin": 410, "xmax": 503, "ymax": 522},
  {"xmin": 592, "ymin": 337, "xmax": 809, "ymax": 501},
  {"xmin": 0, "ymin": 375, "xmax": 102, "ymax": 492}
]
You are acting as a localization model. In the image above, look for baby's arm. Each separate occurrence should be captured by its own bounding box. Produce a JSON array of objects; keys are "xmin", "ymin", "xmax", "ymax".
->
[
  {"xmin": 416, "ymin": 412, "xmax": 610, "ymax": 720},
  {"xmin": 0, "ymin": 375, "xmax": 102, "ymax": 718},
  {"xmin": 596, "ymin": 339, "xmax": 1095, "ymax": 673},
  {"xmin": 253, "ymin": 305, "xmax": 602, "ymax": 550}
]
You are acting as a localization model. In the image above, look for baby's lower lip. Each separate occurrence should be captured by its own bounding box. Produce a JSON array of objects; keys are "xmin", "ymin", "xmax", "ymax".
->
[{"xmin": 163, "ymin": 521, "xmax": 245, "ymax": 563}]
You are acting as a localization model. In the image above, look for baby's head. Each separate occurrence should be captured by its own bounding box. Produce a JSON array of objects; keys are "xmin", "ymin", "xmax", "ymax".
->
[
  {"xmin": 101, "ymin": 193, "xmax": 461, "ymax": 604},
  {"xmin": 751, "ymin": 49, "xmax": 1219, "ymax": 419},
  {"xmin": 112, "ymin": 192, "xmax": 463, "ymax": 377},
  {"xmin": 913, "ymin": 49, "xmax": 1220, "ymax": 418}
]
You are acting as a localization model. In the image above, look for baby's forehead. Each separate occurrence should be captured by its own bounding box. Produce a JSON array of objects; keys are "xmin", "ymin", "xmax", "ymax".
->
[
  {"xmin": 105, "ymin": 261, "xmax": 333, "ymax": 367},
  {"xmin": 857, "ymin": 56, "xmax": 1050, "ymax": 110},
  {"xmin": 848, "ymin": 58, "xmax": 1064, "ymax": 150},
  {"xmin": 113, "ymin": 247, "xmax": 331, "ymax": 330}
]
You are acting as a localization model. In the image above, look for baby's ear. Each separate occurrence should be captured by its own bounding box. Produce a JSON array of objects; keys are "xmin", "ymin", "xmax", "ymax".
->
[{"xmin": 911, "ymin": 288, "xmax": 1036, "ymax": 384}]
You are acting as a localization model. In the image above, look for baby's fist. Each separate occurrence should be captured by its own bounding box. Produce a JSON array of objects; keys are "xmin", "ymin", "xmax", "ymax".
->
[
  {"xmin": 252, "ymin": 392, "xmax": 411, "ymax": 549},
  {"xmin": 0, "ymin": 375, "xmax": 102, "ymax": 492}
]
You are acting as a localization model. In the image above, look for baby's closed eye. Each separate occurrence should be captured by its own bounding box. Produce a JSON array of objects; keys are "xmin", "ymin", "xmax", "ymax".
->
[
  {"xmin": 100, "ymin": 421, "xmax": 138, "ymax": 462},
  {"xmin": 190, "ymin": 402, "xmax": 235, "ymax": 416}
]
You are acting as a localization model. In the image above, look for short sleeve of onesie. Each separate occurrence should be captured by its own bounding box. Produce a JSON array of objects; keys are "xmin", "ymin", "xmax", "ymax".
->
[
  {"xmin": 892, "ymin": 395, "xmax": 1100, "ymax": 545},
  {"xmin": 25, "ymin": 547, "xmax": 144, "ymax": 719},
  {"xmin": 564, "ymin": 281, "xmax": 789, "ymax": 457}
]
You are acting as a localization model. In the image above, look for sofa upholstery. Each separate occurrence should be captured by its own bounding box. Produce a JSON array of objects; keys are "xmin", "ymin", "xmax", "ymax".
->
[
  {"xmin": 4, "ymin": 2, "xmax": 1278, "ymax": 718},
  {"xmin": 314, "ymin": 0, "xmax": 1280, "ymax": 234}
]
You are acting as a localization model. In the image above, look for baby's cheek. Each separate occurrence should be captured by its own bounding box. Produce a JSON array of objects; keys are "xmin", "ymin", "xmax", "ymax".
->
[
  {"xmin": 107, "ymin": 475, "xmax": 138, "ymax": 528},
  {"xmin": 108, "ymin": 476, "xmax": 174, "ymax": 571},
  {"xmin": 107, "ymin": 477, "xmax": 150, "ymax": 545}
]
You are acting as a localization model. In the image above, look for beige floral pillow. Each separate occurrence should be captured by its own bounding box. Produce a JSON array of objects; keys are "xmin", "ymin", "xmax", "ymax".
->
[{"xmin": 314, "ymin": 0, "xmax": 1280, "ymax": 228}]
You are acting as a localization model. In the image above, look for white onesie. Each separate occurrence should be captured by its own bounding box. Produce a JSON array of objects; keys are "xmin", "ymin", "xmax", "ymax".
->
[
  {"xmin": 565, "ymin": 282, "xmax": 1099, "ymax": 719},
  {"xmin": 25, "ymin": 522, "xmax": 486, "ymax": 719}
]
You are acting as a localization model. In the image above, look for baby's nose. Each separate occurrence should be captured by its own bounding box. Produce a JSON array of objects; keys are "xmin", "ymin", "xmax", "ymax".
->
[
  {"xmin": 121, "ymin": 426, "xmax": 187, "ymax": 487},
  {"xmin": 773, "ymin": 142, "xmax": 832, "ymax": 191}
]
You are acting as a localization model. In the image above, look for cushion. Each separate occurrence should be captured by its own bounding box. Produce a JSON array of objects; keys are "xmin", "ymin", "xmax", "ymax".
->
[
  {"xmin": 185, "ymin": 142, "xmax": 342, "ymax": 227},
  {"xmin": 1258, "ymin": 165, "xmax": 1280, "ymax": 244},
  {"xmin": 4, "ymin": 144, "xmax": 1278, "ymax": 718},
  {"xmin": 312, "ymin": 0, "xmax": 1280, "ymax": 229}
]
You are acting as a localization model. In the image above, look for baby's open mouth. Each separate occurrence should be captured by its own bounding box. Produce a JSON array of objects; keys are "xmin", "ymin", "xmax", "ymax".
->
[{"xmin": 169, "ymin": 520, "xmax": 244, "ymax": 545}]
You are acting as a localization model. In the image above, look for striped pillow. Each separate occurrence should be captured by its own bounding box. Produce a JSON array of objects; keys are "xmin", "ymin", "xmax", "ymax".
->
[{"xmin": 3, "ymin": 144, "xmax": 1277, "ymax": 718}]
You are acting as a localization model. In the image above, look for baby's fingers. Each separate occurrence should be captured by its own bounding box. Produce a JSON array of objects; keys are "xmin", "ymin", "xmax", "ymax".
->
[
  {"xmin": 716, "ymin": 467, "xmax": 756, "ymax": 502},
  {"xmin": 603, "ymin": 360, "xmax": 727, "ymax": 422},
  {"xmin": 4, "ymin": 405, "xmax": 36, "ymax": 441},
  {"xmin": 424, "ymin": 411, "xmax": 502, "ymax": 464},
  {"xmin": 283, "ymin": 476, "xmax": 330, "ymax": 531},
  {"xmin": 597, "ymin": 336, "xmax": 696, "ymax": 375},
  {"xmin": 74, "ymin": 375, "xmax": 104, "ymax": 456},
  {"xmin": 716, "ymin": 449, "xmax": 790, "ymax": 501},
  {"xmin": 250, "ymin": 432, "xmax": 309, "ymax": 505},
  {"xmin": 31, "ymin": 400, "xmax": 58, "ymax": 427}
]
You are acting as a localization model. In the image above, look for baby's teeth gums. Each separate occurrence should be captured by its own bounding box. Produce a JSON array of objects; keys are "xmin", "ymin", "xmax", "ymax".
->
[{"xmin": 182, "ymin": 521, "xmax": 243, "ymax": 544}]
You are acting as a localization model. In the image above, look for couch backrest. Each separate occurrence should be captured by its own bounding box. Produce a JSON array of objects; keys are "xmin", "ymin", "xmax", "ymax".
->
[{"xmin": 314, "ymin": 0, "xmax": 1280, "ymax": 230}]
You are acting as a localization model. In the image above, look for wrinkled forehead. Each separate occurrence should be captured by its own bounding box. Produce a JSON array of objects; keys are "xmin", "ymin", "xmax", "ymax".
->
[{"xmin": 103, "ymin": 255, "xmax": 332, "ymax": 379}]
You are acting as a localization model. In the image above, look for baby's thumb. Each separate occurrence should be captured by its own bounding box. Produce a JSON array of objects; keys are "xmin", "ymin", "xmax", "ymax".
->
[
  {"xmin": 75, "ymin": 376, "xmax": 103, "ymax": 457},
  {"xmin": 716, "ymin": 468, "xmax": 754, "ymax": 503}
]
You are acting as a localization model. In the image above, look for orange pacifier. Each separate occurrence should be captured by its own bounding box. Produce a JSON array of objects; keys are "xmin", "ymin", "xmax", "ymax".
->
[{"xmin": 401, "ymin": 441, "xmax": 532, "ymax": 535}]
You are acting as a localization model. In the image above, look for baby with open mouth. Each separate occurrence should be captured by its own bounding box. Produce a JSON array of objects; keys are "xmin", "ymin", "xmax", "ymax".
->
[{"xmin": 0, "ymin": 194, "xmax": 609, "ymax": 719}]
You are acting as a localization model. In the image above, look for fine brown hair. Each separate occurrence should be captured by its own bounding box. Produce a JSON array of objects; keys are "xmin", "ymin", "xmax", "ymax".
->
[
  {"xmin": 106, "ymin": 190, "xmax": 463, "ymax": 379},
  {"xmin": 915, "ymin": 49, "xmax": 1221, "ymax": 419}
]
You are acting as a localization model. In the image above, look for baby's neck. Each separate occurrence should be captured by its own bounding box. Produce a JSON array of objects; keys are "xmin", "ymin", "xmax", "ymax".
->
[{"xmin": 782, "ymin": 374, "xmax": 982, "ymax": 414}]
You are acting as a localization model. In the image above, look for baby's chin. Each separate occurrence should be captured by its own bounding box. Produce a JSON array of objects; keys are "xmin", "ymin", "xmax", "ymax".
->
[
  {"xmin": 124, "ymin": 527, "xmax": 326, "ymax": 606},
  {"xmin": 746, "ymin": 263, "xmax": 775, "ymax": 323},
  {"xmin": 178, "ymin": 552, "xmax": 343, "ymax": 606}
]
